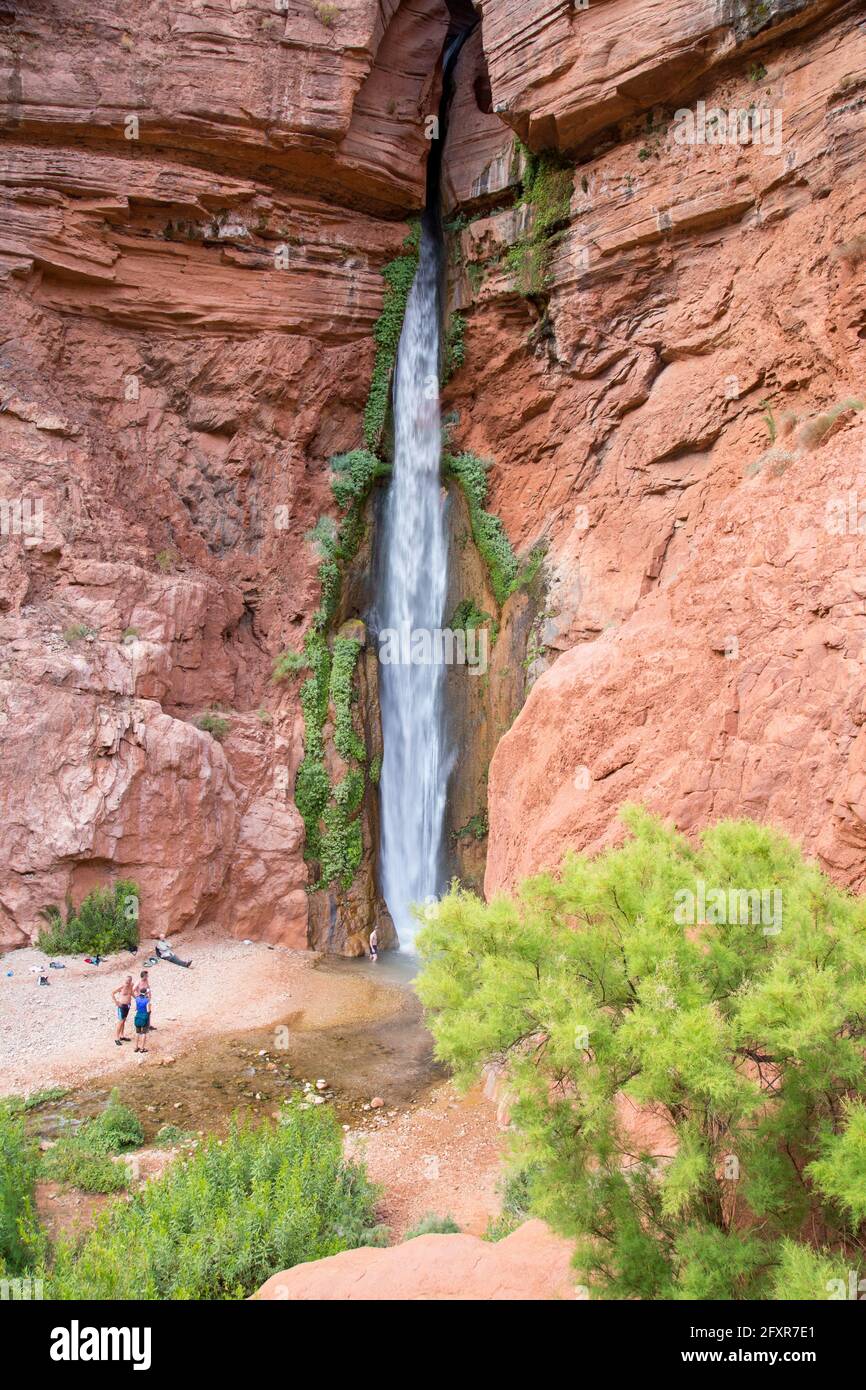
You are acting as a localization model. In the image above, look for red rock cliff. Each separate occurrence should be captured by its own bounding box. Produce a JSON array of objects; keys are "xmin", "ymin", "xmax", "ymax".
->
[
  {"xmin": 0, "ymin": 0, "xmax": 451, "ymax": 948},
  {"xmin": 437, "ymin": 0, "xmax": 866, "ymax": 895}
]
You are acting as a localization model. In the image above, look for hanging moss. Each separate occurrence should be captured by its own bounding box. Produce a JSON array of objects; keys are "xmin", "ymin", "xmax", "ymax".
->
[
  {"xmin": 331, "ymin": 637, "xmax": 365, "ymax": 763},
  {"xmin": 444, "ymin": 449, "xmax": 547, "ymax": 608},
  {"xmin": 364, "ymin": 223, "xmax": 421, "ymax": 450},
  {"xmin": 507, "ymin": 142, "xmax": 573, "ymax": 298},
  {"xmin": 441, "ymin": 312, "xmax": 466, "ymax": 385}
]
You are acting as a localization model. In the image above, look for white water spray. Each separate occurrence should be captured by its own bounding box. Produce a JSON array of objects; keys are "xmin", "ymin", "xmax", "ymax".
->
[{"xmin": 376, "ymin": 220, "xmax": 450, "ymax": 947}]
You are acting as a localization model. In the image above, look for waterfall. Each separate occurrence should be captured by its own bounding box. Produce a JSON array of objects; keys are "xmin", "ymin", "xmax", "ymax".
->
[{"xmin": 375, "ymin": 217, "xmax": 450, "ymax": 947}]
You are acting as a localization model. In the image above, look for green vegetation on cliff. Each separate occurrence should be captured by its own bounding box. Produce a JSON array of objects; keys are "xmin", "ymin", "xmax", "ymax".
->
[
  {"xmin": 507, "ymin": 142, "xmax": 573, "ymax": 297},
  {"xmin": 416, "ymin": 808, "xmax": 866, "ymax": 1300},
  {"xmin": 365, "ymin": 224, "xmax": 421, "ymax": 450},
  {"xmin": 289, "ymin": 231, "xmax": 421, "ymax": 890},
  {"xmin": 444, "ymin": 449, "xmax": 544, "ymax": 607}
]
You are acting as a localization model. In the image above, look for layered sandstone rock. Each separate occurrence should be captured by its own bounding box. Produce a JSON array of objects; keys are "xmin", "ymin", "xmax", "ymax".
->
[
  {"xmin": 438, "ymin": 4, "xmax": 866, "ymax": 895},
  {"xmin": 254, "ymin": 1218, "xmax": 579, "ymax": 1299},
  {"xmin": 1, "ymin": 0, "xmax": 450, "ymax": 214},
  {"xmin": 475, "ymin": 0, "xmax": 848, "ymax": 152},
  {"xmin": 0, "ymin": 0, "xmax": 461, "ymax": 949}
]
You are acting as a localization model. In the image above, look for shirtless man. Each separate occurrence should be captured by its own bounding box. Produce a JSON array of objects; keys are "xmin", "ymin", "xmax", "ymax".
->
[{"xmin": 112, "ymin": 975, "xmax": 134, "ymax": 1045}]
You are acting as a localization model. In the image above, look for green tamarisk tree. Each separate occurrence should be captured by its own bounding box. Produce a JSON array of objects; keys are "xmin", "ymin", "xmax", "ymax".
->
[{"xmin": 415, "ymin": 807, "xmax": 866, "ymax": 1300}]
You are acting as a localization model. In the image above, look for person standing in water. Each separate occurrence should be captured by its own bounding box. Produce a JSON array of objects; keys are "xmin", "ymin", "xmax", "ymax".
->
[
  {"xmin": 112, "ymin": 975, "xmax": 134, "ymax": 1045},
  {"xmin": 369, "ymin": 928, "xmax": 379, "ymax": 963}
]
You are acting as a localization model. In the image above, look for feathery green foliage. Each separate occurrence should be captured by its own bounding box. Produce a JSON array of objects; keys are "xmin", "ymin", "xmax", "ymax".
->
[
  {"xmin": 416, "ymin": 807, "xmax": 866, "ymax": 1300},
  {"xmin": 48, "ymin": 1106, "xmax": 381, "ymax": 1300},
  {"xmin": 38, "ymin": 881, "xmax": 139, "ymax": 956}
]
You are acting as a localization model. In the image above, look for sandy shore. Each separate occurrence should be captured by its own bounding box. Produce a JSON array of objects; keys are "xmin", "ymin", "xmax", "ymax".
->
[
  {"xmin": 3, "ymin": 932, "xmax": 508, "ymax": 1244},
  {"xmin": 0, "ymin": 932, "xmax": 401, "ymax": 1096}
]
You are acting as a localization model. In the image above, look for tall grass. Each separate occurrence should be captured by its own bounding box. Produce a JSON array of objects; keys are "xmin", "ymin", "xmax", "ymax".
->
[{"xmin": 0, "ymin": 1102, "xmax": 46, "ymax": 1277}]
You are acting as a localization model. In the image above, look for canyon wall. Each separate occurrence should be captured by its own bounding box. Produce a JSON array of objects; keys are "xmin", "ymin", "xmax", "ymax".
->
[
  {"xmin": 437, "ymin": 0, "xmax": 866, "ymax": 894},
  {"xmin": 0, "ymin": 0, "xmax": 453, "ymax": 949},
  {"xmin": 2, "ymin": 0, "xmax": 864, "ymax": 950}
]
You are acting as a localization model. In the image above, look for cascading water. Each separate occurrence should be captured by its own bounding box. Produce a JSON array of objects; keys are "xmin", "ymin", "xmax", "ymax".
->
[{"xmin": 375, "ymin": 216, "xmax": 451, "ymax": 948}]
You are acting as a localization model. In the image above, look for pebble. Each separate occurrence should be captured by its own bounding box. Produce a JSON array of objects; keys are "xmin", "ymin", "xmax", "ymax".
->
[
  {"xmin": 315, "ymin": 1078, "xmax": 327, "ymax": 1091},
  {"xmin": 371, "ymin": 1097, "xmax": 385, "ymax": 1109}
]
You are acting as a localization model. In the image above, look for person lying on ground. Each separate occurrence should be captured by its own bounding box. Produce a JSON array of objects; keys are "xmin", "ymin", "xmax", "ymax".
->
[{"xmin": 154, "ymin": 933, "xmax": 192, "ymax": 968}]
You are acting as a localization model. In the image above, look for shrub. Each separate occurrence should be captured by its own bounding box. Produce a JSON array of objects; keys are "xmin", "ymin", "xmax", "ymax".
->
[
  {"xmin": 313, "ymin": 1, "xmax": 338, "ymax": 25},
  {"xmin": 154, "ymin": 549, "xmax": 176, "ymax": 573},
  {"xmin": 834, "ymin": 234, "xmax": 866, "ymax": 267},
  {"xmin": 454, "ymin": 809, "xmax": 489, "ymax": 842},
  {"xmin": 416, "ymin": 807, "xmax": 866, "ymax": 1300},
  {"xmin": 48, "ymin": 1106, "xmax": 381, "ymax": 1300},
  {"xmin": 194, "ymin": 710, "xmax": 230, "ymax": 741},
  {"xmin": 484, "ymin": 1168, "xmax": 534, "ymax": 1242},
  {"xmin": 42, "ymin": 1089, "xmax": 144, "ymax": 1195},
  {"xmin": 85, "ymin": 1090, "xmax": 145, "ymax": 1154},
  {"xmin": 306, "ymin": 515, "xmax": 338, "ymax": 560},
  {"xmin": 442, "ymin": 312, "xmax": 466, "ymax": 384},
  {"xmin": 62, "ymin": 623, "xmax": 96, "ymax": 644},
  {"xmin": 403, "ymin": 1214, "xmax": 460, "ymax": 1240},
  {"xmin": 0, "ymin": 1101, "xmax": 45, "ymax": 1276},
  {"xmin": 43, "ymin": 1144, "xmax": 130, "ymax": 1195},
  {"xmin": 271, "ymin": 649, "xmax": 307, "ymax": 682},
  {"xmin": 38, "ymin": 881, "xmax": 140, "ymax": 956},
  {"xmin": 797, "ymin": 398, "xmax": 864, "ymax": 450},
  {"xmin": 154, "ymin": 1124, "xmax": 195, "ymax": 1147},
  {"xmin": 330, "ymin": 449, "xmax": 389, "ymax": 511},
  {"xmin": 450, "ymin": 600, "xmax": 491, "ymax": 631}
]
